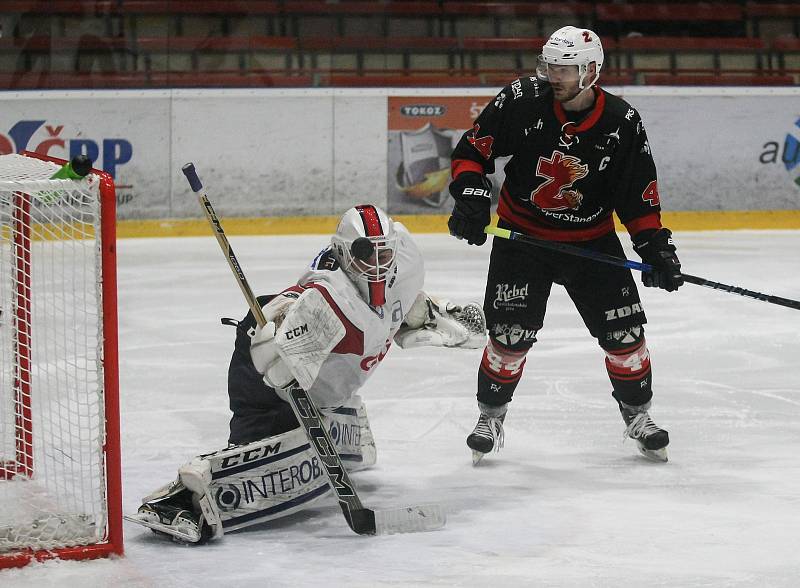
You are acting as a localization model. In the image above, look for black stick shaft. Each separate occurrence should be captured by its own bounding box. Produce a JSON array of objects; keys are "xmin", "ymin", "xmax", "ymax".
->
[
  {"xmin": 182, "ymin": 163, "xmax": 267, "ymax": 326},
  {"xmin": 486, "ymin": 225, "xmax": 800, "ymax": 311},
  {"xmin": 681, "ymin": 274, "xmax": 800, "ymax": 310}
]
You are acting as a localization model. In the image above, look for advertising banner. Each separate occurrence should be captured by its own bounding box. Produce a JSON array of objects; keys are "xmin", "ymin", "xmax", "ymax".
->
[
  {"xmin": 622, "ymin": 92, "xmax": 800, "ymax": 211},
  {"xmin": 0, "ymin": 92, "xmax": 172, "ymax": 219},
  {"xmin": 388, "ymin": 96, "xmax": 499, "ymax": 215},
  {"xmin": 1, "ymin": 88, "xmax": 798, "ymax": 223}
]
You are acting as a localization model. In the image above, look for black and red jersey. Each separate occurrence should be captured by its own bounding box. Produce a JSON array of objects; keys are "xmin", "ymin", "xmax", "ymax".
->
[{"xmin": 451, "ymin": 76, "xmax": 663, "ymax": 242}]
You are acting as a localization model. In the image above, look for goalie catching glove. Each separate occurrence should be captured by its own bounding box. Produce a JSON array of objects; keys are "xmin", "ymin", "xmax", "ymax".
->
[{"xmin": 394, "ymin": 292, "xmax": 487, "ymax": 349}]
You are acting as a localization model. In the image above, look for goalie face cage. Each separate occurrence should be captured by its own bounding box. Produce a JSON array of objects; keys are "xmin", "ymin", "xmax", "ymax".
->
[{"xmin": 0, "ymin": 152, "xmax": 122, "ymax": 568}]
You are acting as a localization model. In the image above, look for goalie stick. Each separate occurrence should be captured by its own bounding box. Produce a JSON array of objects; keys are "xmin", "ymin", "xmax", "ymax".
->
[
  {"xmin": 181, "ymin": 162, "xmax": 445, "ymax": 536},
  {"xmin": 486, "ymin": 226, "xmax": 800, "ymax": 312}
]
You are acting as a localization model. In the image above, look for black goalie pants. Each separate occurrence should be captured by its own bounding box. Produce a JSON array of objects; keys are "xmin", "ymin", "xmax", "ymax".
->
[
  {"xmin": 227, "ymin": 294, "xmax": 299, "ymax": 446},
  {"xmin": 479, "ymin": 227, "xmax": 653, "ymax": 408}
]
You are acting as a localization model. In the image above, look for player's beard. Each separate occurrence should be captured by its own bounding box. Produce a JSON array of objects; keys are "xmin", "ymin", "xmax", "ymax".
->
[{"xmin": 552, "ymin": 82, "xmax": 582, "ymax": 103}]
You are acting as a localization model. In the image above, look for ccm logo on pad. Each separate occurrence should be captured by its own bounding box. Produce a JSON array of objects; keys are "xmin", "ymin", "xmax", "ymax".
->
[{"xmin": 285, "ymin": 324, "xmax": 309, "ymax": 339}]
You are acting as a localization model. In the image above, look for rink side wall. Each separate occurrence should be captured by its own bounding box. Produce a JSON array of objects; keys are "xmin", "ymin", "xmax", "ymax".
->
[{"xmin": 1, "ymin": 87, "xmax": 799, "ymax": 236}]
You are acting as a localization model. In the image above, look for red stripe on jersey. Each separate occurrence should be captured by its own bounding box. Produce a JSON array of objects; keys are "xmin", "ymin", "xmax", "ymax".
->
[
  {"xmin": 355, "ymin": 204, "xmax": 383, "ymax": 238},
  {"xmin": 606, "ymin": 362, "xmax": 651, "ymax": 380},
  {"xmin": 553, "ymin": 87, "xmax": 606, "ymax": 133},
  {"xmin": 605, "ymin": 339, "xmax": 651, "ymax": 378},
  {"xmin": 479, "ymin": 358, "xmax": 526, "ymax": 384},
  {"xmin": 451, "ymin": 158, "xmax": 485, "ymax": 179},
  {"xmin": 304, "ymin": 282, "xmax": 365, "ymax": 356},
  {"xmin": 606, "ymin": 342, "xmax": 648, "ymax": 357},
  {"xmin": 498, "ymin": 187, "xmax": 615, "ymax": 241},
  {"xmin": 281, "ymin": 285, "xmax": 307, "ymax": 296},
  {"xmin": 624, "ymin": 213, "xmax": 663, "ymax": 237},
  {"xmin": 480, "ymin": 339, "xmax": 527, "ymax": 382}
]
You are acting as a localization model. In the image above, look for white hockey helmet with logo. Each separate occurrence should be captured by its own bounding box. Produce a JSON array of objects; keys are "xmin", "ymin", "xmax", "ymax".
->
[
  {"xmin": 538, "ymin": 26, "xmax": 604, "ymax": 90},
  {"xmin": 330, "ymin": 204, "xmax": 399, "ymax": 307}
]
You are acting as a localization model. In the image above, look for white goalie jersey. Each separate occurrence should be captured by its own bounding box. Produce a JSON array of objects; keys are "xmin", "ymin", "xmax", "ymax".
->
[{"xmin": 272, "ymin": 222, "xmax": 424, "ymax": 407}]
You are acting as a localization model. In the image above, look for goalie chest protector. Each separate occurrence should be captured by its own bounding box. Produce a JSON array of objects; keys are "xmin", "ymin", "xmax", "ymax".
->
[{"xmin": 289, "ymin": 225, "xmax": 424, "ymax": 406}]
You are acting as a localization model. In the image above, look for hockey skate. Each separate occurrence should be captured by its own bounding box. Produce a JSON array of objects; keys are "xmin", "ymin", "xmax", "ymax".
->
[
  {"xmin": 619, "ymin": 401, "xmax": 669, "ymax": 462},
  {"xmin": 466, "ymin": 402, "xmax": 507, "ymax": 465},
  {"xmin": 124, "ymin": 481, "xmax": 211, "ymax": 544}
]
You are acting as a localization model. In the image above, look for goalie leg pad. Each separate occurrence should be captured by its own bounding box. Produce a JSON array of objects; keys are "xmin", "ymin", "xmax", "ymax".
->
[
  {"xmin": 202, "ymin": 427, "xmax": 331, "ymax": 534},
  {"xmin": 127, "ymin": 404, "xmax": 378, "ymax": 541},
  {"xmin": 322, "ymin": 394, "xmax": 377, "ymax": 472}
]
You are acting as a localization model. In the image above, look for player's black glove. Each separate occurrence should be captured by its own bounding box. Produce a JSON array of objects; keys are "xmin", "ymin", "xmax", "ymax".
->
[
  {"xmin": 448, "ymin": 172, "xmax": 492, "ymax": 246},
  {"xmin": 632, "ymin": 228, "xmax": 684, "ymax": 292}
]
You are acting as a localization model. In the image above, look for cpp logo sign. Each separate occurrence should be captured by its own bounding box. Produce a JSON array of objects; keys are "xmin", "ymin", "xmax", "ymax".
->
[{"xmin": 0, "ymin": 120, "xmax": 133, "ymax": 178}]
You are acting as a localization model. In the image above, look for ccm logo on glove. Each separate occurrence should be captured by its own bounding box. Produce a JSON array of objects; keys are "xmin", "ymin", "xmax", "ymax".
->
[{"xmin": 285, "ymin": 324, "xmax": 309, "ymax": 340}]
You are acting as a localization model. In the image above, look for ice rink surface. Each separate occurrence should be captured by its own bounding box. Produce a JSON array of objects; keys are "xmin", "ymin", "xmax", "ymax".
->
[{"xmin": 4, "ymin": 230, "xmax": 800, "ymax": 587}]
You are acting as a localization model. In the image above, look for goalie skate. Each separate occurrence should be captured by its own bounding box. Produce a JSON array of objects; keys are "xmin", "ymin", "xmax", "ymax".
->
[
  {"xmin": 619, "ymin": 401, "xmax": 669, "ymax": 462},
  {"xmin": 124, "ymin": 482, "xmax": 210, "ymax": 544},
  {"xmin": 126, "ymin": 503, "xmax": 206, "ymax": 544}
]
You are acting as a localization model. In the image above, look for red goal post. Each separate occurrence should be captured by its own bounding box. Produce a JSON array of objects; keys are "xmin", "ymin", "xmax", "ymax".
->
[{"xmin": 0, "ymin": 151, "xmax": 122, "ymax": 568}]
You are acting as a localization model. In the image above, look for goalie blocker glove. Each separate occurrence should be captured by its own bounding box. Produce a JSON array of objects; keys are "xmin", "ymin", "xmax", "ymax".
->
[
  {"xmin": 448, "ymin": 172, "xmax": 493, "ymax": 246},
  {"xmin": 632, "ymin": 228, "xmax": 684, "ymax": 292}
]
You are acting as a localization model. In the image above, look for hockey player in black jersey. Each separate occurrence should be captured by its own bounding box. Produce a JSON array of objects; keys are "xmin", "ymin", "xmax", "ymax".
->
[{"xmin": 448, "ymin": 26, "xmax": 684, "ymax": 463}]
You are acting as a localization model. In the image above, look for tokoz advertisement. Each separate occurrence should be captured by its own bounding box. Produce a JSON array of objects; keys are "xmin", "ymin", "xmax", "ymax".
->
[{"xmin": 387, "ymin": 96, "xmax": 500, "ymax": 215}]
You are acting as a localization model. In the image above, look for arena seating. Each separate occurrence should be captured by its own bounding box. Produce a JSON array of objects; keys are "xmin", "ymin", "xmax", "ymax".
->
[
  {"xmin": 772, "ymin": 36, "xmax": 800, "ymax": 75},
  {"xmin": 745, "ymin": 3, "xmax": 800, "ymax": 40},
  {"xmin": 614, "ymin": 37, "xmax": 768, "ymax": 77},
  {"xmin": 643, "ymin": 73, "xmax": 795, "ymax": 85},
  {"xmin": 0, "ymin": 1, "xmax": 797, "ymax": 88},
  {"xmin": 595, "ymin": 3, "xmax": 746, "ymax": 38}
]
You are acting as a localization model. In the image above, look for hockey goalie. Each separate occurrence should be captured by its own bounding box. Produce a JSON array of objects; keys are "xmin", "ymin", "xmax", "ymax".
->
[{"xmin": 126, "ymin": 204, "xmax": 486, "ymax": 543}]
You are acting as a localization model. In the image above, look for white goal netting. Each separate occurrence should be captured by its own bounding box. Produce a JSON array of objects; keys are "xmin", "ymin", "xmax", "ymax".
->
[{"xmin": 0, "ymin": 153, "xmax": 109, "ymax": 557}]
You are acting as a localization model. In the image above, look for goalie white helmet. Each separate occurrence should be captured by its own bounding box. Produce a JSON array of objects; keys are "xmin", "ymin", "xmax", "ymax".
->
[
  {"xmin": 537, "ymin": 26, "xmax": 603, "ymax": 91},
  {"xmin": 331, "ymin": 204, "xmax": 398, "ymax": 307}
]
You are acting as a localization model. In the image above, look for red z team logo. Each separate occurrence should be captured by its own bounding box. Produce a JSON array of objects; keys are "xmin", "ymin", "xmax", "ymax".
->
[
  {"xmin": 531, "ymin": 150, "xmax": 588, "ymax": 211},
  {"xmin": 467, "ymin": 123, "xmax": 494, "ymax": 160}
]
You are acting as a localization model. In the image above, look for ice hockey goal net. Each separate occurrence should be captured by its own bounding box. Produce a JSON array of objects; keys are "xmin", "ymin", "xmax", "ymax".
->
[{"xmin": 0, "ymin": 152, "xmax": 122, "ymax": 568}]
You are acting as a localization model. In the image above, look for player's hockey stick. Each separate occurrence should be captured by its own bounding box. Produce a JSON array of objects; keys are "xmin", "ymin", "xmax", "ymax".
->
[
  {"xmin": 181, "ymin": 162, "xmax": 445, "ymax": 536},
  {"xmin": 485, "ymin": 225, "xmax": 800, "ymax": 311}
]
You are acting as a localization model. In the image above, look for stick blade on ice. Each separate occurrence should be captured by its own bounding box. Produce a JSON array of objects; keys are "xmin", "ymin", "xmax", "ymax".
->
[{"xmin": 373, "ymin": 504, "xmax": 446, "ymax": 535}]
